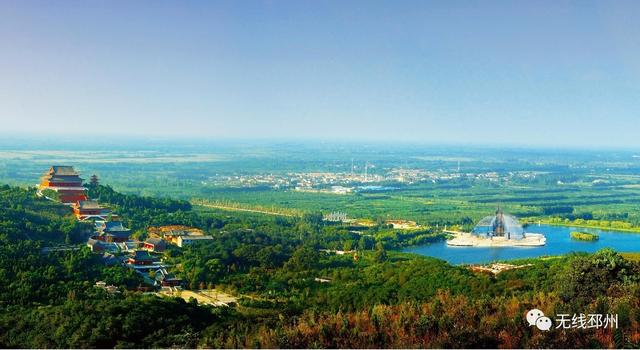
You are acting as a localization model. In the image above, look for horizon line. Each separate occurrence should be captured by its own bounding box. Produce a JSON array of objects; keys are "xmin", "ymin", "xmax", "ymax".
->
[{"xmin": 0, "ymin": 132, "xmax": 639, "ymax": 153}]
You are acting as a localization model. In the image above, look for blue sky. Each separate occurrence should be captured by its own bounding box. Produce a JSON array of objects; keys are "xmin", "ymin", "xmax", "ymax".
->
[{"xmin": 1, "ymin": 1, "xmax": 639, "ymax": 147}]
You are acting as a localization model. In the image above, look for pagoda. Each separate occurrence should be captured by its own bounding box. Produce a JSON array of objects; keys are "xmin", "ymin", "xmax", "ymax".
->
[
  {"xmin": 89, "ymin": 174, "xmax": 99, "ymax": 187},
  {"xmin": 38, "ymin": 166, "xmax": 88, "ymax": 204}
]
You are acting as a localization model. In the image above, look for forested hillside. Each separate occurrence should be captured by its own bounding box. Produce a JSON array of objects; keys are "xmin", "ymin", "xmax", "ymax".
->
[
  {"xmin": 0, "ymin": 184, "xmax": 638, "ymax": 348},
  {"xmin": 0, "ymin": 185, "xmax": 89, "ymax": 242}
]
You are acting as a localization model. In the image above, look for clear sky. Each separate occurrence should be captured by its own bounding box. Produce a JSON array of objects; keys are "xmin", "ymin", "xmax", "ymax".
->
[{"xmin": 1, "ymin": 1, "xmax": 640, "ymax": 147}]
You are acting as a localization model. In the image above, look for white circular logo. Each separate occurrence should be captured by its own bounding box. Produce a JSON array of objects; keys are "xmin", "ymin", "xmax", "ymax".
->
[{"xmin": 527, "ymin": 309, "xmax": 551, "ymax": 331}]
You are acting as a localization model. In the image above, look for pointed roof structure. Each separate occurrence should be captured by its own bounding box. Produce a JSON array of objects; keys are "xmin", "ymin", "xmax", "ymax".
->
[{"xmin": 472, "ymin": 208, "xmax": 525, "ymax": 240}]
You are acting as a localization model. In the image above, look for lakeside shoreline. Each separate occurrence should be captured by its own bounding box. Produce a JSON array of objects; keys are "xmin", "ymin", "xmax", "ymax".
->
[{"xmin": 522, "ymin": 220, "xmax": 640, "ymax": 234}]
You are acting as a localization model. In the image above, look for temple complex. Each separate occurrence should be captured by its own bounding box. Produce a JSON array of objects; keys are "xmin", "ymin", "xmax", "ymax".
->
[{"xmin": 38, "ymin": 166, "xmax": 87, "ymax": 204}]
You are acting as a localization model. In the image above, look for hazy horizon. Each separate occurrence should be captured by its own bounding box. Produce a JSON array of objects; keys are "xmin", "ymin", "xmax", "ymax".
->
[
  {"xmin": 2, "ymin": 1, "xmax": 640, "ymax": 147},
  {"xmin": 3, "ymin": 133, "xmax": 640, "ymax": 154}
]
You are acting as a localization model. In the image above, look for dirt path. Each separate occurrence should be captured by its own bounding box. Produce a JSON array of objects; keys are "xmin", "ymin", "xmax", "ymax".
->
[{"xmin": 159, "ymin": 289, "xmax": 237, "ymax": 306}]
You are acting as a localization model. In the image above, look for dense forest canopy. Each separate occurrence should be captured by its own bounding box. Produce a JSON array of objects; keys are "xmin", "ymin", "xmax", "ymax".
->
[{"xmin": 0, "ymin": 185, "xmax": 90, "ymax": 243}]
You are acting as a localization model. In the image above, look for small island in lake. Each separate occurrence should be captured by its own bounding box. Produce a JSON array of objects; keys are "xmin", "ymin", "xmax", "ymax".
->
[{"xmin": 570, "ymin": 231, "xmax": 599, "ymax": 241}]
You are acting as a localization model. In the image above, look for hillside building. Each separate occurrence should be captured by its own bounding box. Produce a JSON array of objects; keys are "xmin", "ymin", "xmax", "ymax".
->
[
  {"xmin": 38, "ymin": 166, "xmax": 87, "ymax": 204},
  {"xmin": 143, "ymin": 237, "xmax": 166, "ymax": 252},
  {"xmin": 176, "ymin": 234, "xmax": 214, "ymax": 247},
  {"xmin": 154, "ymin": 268, "xmax": 182, "ymax": 287},
  {"xmin": 126, "ymin": 250, "xmax": 157, "ymax": 266},
  {"xmin": 73, "ymin": 200, "xmax": 116, "ymax": 221},
  {"xmin": 95, "ymin": 220, "xmax": 131, "ymax": 243},
  {"xmin": 86, "ymin": 238, "xmax": 118, "ymax": 253},
  {"xmin": 158, "ymin": 227, "xmax": 207, "ymax": 246}
]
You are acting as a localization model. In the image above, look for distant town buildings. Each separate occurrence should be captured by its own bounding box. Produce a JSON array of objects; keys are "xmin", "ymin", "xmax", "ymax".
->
[
  {"xmin": 330, "ymin": 186, "xmax": 352, "ymax": 194},
  {"xmin": 201, "ymin": 167, "xmax": 541, "ymax": 194}
]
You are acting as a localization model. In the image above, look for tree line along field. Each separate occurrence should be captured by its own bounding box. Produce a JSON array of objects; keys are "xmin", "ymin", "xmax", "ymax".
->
[
  {"xmin": 4, "ymin": 148, "xmax": 640, "ymax": 236},
  {"xmin": 4, "ymin": 157, "xmax": 640, "ymax": 231},
  {"xmin": 192, "ymin": 180, "xmax": 640, "ymax": 230}
]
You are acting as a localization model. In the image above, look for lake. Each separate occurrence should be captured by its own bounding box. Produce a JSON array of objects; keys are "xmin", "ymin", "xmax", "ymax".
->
[{"xmin": 403, "ymin": 224, "xmax": 640, "ymax": 264}]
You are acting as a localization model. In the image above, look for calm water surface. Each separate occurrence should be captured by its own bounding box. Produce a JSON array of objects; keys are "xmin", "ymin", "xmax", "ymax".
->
[{"xmin": 403, "ymin": 224, "xmax": 640, "ymax": 264}]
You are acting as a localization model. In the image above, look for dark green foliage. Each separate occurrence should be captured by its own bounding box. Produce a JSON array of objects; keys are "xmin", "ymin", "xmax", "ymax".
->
[
  {"xmin": 0, "ymin": 239, "xmax": 143, "ymax": 306},
  {"xmin": 542, "ymin": 205, "xmax": 574, "ymax": 215},
  {"xmin": 559, "ymin": 248, "xmax": 640, "ymax": 304},
  {"xmin": 40, "ymin": 188, "xmax": 60, "ymax": 201},
  {"xmin": 374, "ymin": 241, "xmax": 388, "ymax": 262},
  {"xmin": 86, "ymin": 184, "xmax": 218, "ymax": 230},
  {"xmin": 0, "ymin": 185, "xmax": 90, "ymax": 243},
  {"xmin": 0, "ymin": 296, "xmax": 231, "ymax": 348},
  {"xmin": 0, "ymin": 185, "xmax": 228, "ymax": 348},
  {"xmin": 301, "ymin": 212, "xmax": 323, "ymax": 227},
  {"xmin": 170, "ymin": 228, "xmax": 297, "ymax": 286},
  {"xmin": 87, "ymin": 184, "xmax": 191, "ymax": 213},
  {"xmin": 285, "ymin": 247, "xmax": 320, "ymax": 271}
]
